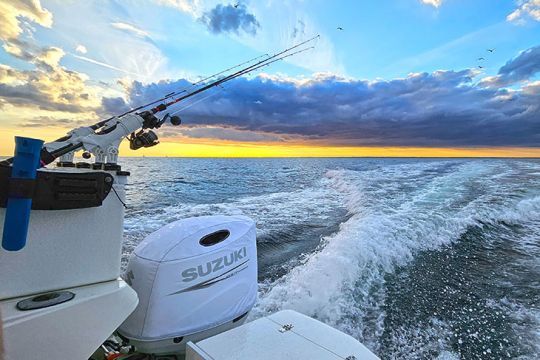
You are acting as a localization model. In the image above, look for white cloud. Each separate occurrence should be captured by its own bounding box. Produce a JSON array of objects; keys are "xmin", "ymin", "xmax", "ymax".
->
[
  {"xmin": 0, "ymin": 0, "xmax": 55, "ymax": 60},
  {"xmin": 111, "ymin": 22, "xmax": 150, "ymax": 38},
  {"xmin": 507, "ymin": 0, "xmax": 540, "ymax": 23},
  {"xmin": 0, "ymin": 0, "xmax": 53, "ymax": 41},
  {"xmin": 75, "ymin": 44, "xmax": 87, "ymax": 54},
  {"xmin": 236, "ymin": 2, "xmax": 344, "ymax": 74},
  {"xmin": 420, "ymin": 0, "xmax": 443, "ymax": 8},
  {"xmin": 153, "ymin": 0, "xmax": 203, "ymax": 16},
  {"xmin": 0, "ymin": 47, "xmax": 103, "ymax": 113},
  {"xmin": 0, "ymin": 1, "xmax": 127, "ymax": 126},
  {"xmin": 150, "ymin": 0, "xmax": 342, "ymax": 74},
  {"xmin": 40, "ymin": 2, "xmax": 172, "ymax": 82},
  {"xmin": 0, "ymin": 64, "xmax": 27, "ymax": 84},
  {"xmin": 71, "ymin": 54, "xmax": 149, "ymax": 78}
]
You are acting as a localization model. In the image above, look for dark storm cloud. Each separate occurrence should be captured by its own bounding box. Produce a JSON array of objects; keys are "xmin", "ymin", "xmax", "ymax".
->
[
  {"xmin": 200, "ymin": 3, "xmax": 260, "ymax": 35},
  {"xmin": 162, "ymin": 125, "xmax": 288, "ymax": 142},
  {"xmin": 100, "ymin": 96, "xmax": 130, "ymax": 116},
  {"xmin": 19, "ymin": 116, "xmax": 85, "ymax": 128},
  {"xmin": 106, "ymin": 46, "xmax": 540, "ymax": 147},
  {"xmin": 483, "ymin": 45, "xmax": 540, "ymax": 87},
  {"xmin": 498, "ymin": 45, "xmax": 540, "ymax": 83}
]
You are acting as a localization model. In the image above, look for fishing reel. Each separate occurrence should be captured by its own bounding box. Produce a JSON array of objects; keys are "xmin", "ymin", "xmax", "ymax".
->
[
  {"xmin": 129, "ymin": 130, "xmax": 159, "ymax": 150},
  {"xmin": 139, "ymin": 111, "xmax": 182, "ymax": 129},
  {"xmin": 129, "ymin": 113, "xmax": 182, "ymax": 150},
  {"xmin": 163, "ymin": 113, "xmax": 182, "ymax": 126}
]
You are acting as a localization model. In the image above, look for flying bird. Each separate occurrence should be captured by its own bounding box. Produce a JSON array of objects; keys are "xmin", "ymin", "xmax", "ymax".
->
[
  {"xmin": 233, "ymin": 3, "xmax": 239, "ymax": 8},
  {"xmin": 478, "ymin": 65, "xmax": 484, "ymax": 69},
  {"xmin": 337, "ymin": 27, "xmax": 344, "ymax": 31},
  {"xmin": 477, "ymin": 57, "xmax": 485, "ymax": 61},
  {"xmin": 487, "ymin": 48, "xmax": 495, "ymax": 53}
]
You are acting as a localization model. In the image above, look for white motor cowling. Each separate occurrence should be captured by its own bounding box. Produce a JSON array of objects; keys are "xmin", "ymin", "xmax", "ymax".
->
[{"xmin": 118, "ymin": 215, "xmax": 258, "ymax": 354}]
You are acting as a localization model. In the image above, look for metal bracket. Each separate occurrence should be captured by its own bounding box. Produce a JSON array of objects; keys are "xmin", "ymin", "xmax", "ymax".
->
[{"xmin": 279, "ymin": 324, "xmax": 294, "ymax": 333}]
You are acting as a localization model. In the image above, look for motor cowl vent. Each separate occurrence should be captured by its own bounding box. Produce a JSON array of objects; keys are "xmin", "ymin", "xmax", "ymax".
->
[{"xmin": 118, "ymin": 215, "xmax": 257, "ymax": 354}]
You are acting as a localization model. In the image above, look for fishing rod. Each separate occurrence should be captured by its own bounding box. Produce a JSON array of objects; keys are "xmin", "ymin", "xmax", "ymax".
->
[
  {"xmin": 150, "ymin": 35, "xmax": 319, "ymax": 115},
  {"xmin": 115, "ymin": 53, "xmax": 269, "ymax": 118},
  {"xmin": 191, "ymin": 53, "xmax": 270, "ymax": 87},
  {"xmin": 166, "ymin": 46, "xmax": 315, "ymax": 116},
  {"xmin": 90, "ymin": 53, "xmax": 271, "ymax": 130},
  {"xmin": 4, "ymin": 36, "xmax": 319, "ymax": 166},
  {"xmin": 0, "ymin": 54, "xmax": 280, "ymax": 166}
]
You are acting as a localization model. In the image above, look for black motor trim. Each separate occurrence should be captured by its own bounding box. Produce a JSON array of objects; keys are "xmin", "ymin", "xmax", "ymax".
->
[
  {"xmin": 0, "ymin": 166, "xmax": 114, "ymax": 210},
  {"xmin": 199, "ymin": 230, "xmax": 230, "ymax": 246}
]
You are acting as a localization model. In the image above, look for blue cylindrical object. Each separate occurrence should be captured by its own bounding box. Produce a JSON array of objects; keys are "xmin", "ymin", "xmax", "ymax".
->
[{"xmin": 2, "ymin": 137, "xmax": 44, "ymax": 251}]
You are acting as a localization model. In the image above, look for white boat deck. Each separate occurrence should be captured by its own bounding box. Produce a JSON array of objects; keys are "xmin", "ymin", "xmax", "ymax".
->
[{"xmin": 186, "ymin": 310, "xmax": 380, "ymax": 360}]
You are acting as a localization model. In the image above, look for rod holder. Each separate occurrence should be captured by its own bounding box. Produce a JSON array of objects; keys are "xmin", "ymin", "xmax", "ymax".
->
[{"xmin": 2, "ymin": 136, "xmax": 43, "ymax": 251}]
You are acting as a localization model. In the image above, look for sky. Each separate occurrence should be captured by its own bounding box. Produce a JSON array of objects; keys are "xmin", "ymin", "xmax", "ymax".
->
[{"xmin": 0, "ymin": 0, "xmax": 539, "ymax": 157}]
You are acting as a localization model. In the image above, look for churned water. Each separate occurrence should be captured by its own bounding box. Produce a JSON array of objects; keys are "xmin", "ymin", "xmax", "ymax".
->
[{"xmin": 120, "ymin": 158, "xmax": 540, "ymax": 359}]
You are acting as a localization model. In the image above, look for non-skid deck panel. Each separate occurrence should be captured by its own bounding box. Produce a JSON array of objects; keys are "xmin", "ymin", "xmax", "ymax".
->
[{"xmin": 186, "ymin": 310, "xmax": 380, "ymax": 360}]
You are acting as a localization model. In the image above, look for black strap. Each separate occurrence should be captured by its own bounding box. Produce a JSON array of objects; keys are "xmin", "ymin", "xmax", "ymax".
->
[
  {"xmin": 8, "ymin": 178, "xmax": 36, "ymax": 199},
  {"xmin": 0, "ymin": 167, "xmax": 114, "ymax": 210}
]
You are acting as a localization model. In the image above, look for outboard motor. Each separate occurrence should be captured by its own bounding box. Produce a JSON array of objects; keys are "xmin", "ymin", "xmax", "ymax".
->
[{"xmin": 118, "ymin": 215, "xmax": 258, "ymax": 355}]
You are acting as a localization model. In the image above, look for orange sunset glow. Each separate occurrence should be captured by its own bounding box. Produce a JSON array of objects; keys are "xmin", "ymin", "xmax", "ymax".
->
[{"xmin": 1, "ymin": 131, "xmax": 538, "ymax": 158}]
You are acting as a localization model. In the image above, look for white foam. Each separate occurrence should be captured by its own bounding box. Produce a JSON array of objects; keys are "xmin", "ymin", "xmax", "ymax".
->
[
  {"xmin": 252, "ymin": 160, "xmax": 540, "ymax": 353},
  {"xmin": 125, "ymin": 183, "xmax": 343, "ymax": 233}
]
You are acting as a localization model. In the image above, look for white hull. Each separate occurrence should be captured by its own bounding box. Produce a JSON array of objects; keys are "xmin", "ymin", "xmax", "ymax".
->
[{"xmin": 1, "ymin": 279, "xmax": 137, "ymax": 360}]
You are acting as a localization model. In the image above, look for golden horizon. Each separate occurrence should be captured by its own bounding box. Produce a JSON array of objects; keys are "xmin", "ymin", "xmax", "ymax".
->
[
  {"xmin": 0, "ymin": 128, "xmax": 539, "ymax": 158},
  {"xmin": 1, "ymin": 138, "xmax": 539, "ymax": 159}
]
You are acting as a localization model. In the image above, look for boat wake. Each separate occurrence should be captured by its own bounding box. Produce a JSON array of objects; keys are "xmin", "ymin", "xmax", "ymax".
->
[
  {"xmin": 251, "ymin": 160, "xmax": 540, "ymax": 358},
  {"xmin": 122, "ymin": 158, "xmax": 540, "ymax": 358}
]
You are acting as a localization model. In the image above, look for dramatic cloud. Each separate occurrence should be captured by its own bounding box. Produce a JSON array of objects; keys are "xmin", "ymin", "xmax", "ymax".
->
[
  {"xmin": 0, "ymin": 47, "xmax": 100, "ymax": 113},
  {"xmin": 200, "ymin": 3, "xmax": 260, "ymax": 35},
  {"xmin": 0, "ymin": 0, "xmax": 52, "ymax": 41},
  {"xmin": 420, "ymin": 0, "xmax": 443, "ymax": 8},
  {"xmin": 111, "ymin": 52, "xmax": 540, "ymax": 147},
  {"xmin": 101, "ymin": 96, "xmax": 131, "ymax": 116},
  {"xmin": 162, "ymin": 125, "xmax": 290, "ymax": 142},
  {"xmin": 18, "ymin": 115, "xmax": 86, "ymax": 128},
  {"xmin": 481, "ymin": 45, "xmax": 540, "ymax": 87},
  {"xmin": 0, "ymin": 0, "xmax": 54, "ymax": 61},
  {"xmin": 0, "ymin": 64, "xmax": 27, "ymax": 85},
  {"xmin": 0, "ymin": 0, "xmax": 106, "ymax": 132},
  {"xmin": 507, "ymin": 0, "xmax": 540, "ymax": 23}
]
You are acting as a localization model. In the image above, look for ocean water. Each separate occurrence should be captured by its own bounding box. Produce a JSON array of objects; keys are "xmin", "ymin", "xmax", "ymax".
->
[{"xmin": 120, "ymin": 158, "xmax": 540, "ymax": 359}]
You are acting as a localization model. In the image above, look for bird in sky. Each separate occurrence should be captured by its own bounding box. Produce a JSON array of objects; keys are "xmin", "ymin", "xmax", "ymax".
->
[
  {"xmin": 337, "ymin": 27, "xmax": 344, "ymax": 31},
  {"xmin": 233, "ymin": 3, "xmax": 239, "ymax": 8},
  {"xmin": 478, "ymin": 57, "xmax": 485, "ymax": 61},
  {"xmin": 487, "ymin": 49, "xmax": 495, "ymax": 53},
  {"xmin": 478, "ymin": 65, "xmax": 484, "ymax": 69}
]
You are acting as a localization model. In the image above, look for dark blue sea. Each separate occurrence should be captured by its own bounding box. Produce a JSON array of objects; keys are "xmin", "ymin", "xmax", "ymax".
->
[{"xmin": 121, "ymin": 158, "xmax": 540, "ymax": 359}]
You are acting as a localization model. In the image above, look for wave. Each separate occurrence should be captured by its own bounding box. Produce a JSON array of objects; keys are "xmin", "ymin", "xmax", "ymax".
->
[
  {"xmin": 121, "ymin": 181, "xmax": 348, "ymax": 271},
  {"xmin": 251, "ymin": 161, "xmax": 540, "ymax": 355},
  {"xmin": 120, "ymin": 158, "xmax": 539, "ymax": 357}
]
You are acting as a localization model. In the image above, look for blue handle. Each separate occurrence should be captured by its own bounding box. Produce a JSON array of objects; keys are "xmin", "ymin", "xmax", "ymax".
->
[{"xmin": 2, "ymin": 137, "xmax": 44, "ymax": 251}]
